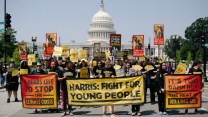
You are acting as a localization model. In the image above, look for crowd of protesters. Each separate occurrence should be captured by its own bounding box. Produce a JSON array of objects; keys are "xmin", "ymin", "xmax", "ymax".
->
[{"xmin": 0, "ymin": 56, "xmax": 205, "ymax": 116}]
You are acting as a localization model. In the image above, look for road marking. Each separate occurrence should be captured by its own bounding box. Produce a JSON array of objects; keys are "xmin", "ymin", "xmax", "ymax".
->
[{"xmin": 200, "ymin": 107, "xmax": 208, "ymax": 112}]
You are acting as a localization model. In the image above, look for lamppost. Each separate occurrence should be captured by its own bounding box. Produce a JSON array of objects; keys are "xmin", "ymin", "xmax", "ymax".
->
[
  {"xmin": 203, "ymin": 24, "xmax": 208, "ymax": 81},
  {"xmin": 171, "ymin": 35, "xmax": 179, "ymax": 69},
  {"xmin": 31, "ymin": 35, "xmax": 37, "ymax": 54}
]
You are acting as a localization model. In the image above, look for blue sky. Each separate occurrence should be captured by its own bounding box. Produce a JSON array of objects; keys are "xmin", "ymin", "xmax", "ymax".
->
[{"xmin": 0, "ymin": 0, "xmax": 208, "ymax": 45}]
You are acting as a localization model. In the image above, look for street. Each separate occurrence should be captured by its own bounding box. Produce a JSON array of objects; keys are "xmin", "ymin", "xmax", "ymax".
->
[{"xmin": 0, "ymin": 85, "xmax": 208, "ymax": 117}]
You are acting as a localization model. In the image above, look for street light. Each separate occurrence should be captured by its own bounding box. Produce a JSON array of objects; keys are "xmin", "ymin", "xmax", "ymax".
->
[
  {"xmin": 31, "ymin": 34, "xmax": 37, "ymax": 54},
  {"xmin": 203, "ymin": 24, "xmax": 208, "ymax": 81},
  {"xmin": 171, "ymin": 35, "xmax": 179, "ymax": 69}
]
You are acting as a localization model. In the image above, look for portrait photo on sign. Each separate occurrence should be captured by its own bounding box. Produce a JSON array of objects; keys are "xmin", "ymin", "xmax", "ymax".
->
[
  {"xmin": 154, "ymin": 25, "xmax": 164, "ymax": 38},
  {"xmin": 133, "ymin": 36, "xmax": 143, "ymax": 49},
  {"xmin": 46, "ymin": 33, "xmax": 57, "ymax": 47},
  {"xmin": 19, "ymin": 46, "xmax": 26, "ymax": 55}
]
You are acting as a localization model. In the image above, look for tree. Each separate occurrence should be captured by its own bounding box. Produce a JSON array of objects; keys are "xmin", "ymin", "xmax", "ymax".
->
[
  {"xmin": 12, "ymin": 47, "xmax": 20, "ymax": 66},
  {"xmin": 186, "ymin": 51, "xmax": 192, "ymax": 66},
  {"xmin": 185, "ymin": 17, "xmax": 208, "ymax": 60},
  {"xmin": 176, "ymin": 50, "xmax": 181, "ymax": 64},
  {"xmin": 0, "ymin": 28, "xmax": 17, "ymax": 64}
]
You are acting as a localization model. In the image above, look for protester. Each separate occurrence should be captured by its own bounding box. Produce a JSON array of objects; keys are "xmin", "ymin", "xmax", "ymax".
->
[
  {"xmin": 155, "ymin": 62, "xmax": 168, "ymax": 115},
  {"xmin": 93, "ymin": 60, "xmax": 104, "ymax": 78},
  {"xmin": 125, "ymin": 62, "xmax": 142, "ymax": 116},
  {"xmin": 142, "ymin": 59, "xmax": 157, "ymax": 104},
  {"xmin": 185, "ymin": 60, "xmax": 204, "ymax": 114},
  {"xmin": 0, "ymin": 63, "xmax": 5, "ymax": 86},
  {"xmin": 48, "ymin": 61, "xmax": 61, "ymax": 112},
  {"xmin": 101, "ymin": 60, "xmax": 116, "ymax": 115},
  {"xmin": 58, "ymin": 60, "xmax": 76, "ymax": 116},
  {"xmin": 30, "ymin": 62, "xmax": 47, "ymax": 113},
  {"xmin": 6, "ymin": 62, "xmax": 19, "ymax": 103}
]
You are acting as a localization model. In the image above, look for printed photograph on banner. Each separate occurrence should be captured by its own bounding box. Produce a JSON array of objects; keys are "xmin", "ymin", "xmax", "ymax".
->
[
  {"xmin": 94, "ymin": 43, "xmax": 101, "ymax": 52},
  {"xmin": 132, "ymin": 35, "xmax": 144, "ymax": 57},
  {"xmin": 154, "ymin": 24, "xmax": 164, "ymax": 45},
  {"xmin": 21, "ymin": 74, "xmax": 57, "ymax": 109},
  {"xmin": 165, "ymin": 74, "xmax": 201, "ymax": 109},
  {"xmin": 19, "ymin": 45, "xmax": 27, "ymax": 60},
  {"xmin": 66, "ymin": 76, "xmax": 145, "ymax": 106},
  {"xmin": 110, "ymin": 34, "xmax": 121, "ymax": 55},
  {"xmin": 45, "ymin": 33, "xmax": 57, "ymax": 55}
]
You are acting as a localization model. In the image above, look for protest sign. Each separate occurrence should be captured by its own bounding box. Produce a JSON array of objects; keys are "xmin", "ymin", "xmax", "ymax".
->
[
  {"xmin": 174, "ymin": 62, "xmax": 187, "ymax": 74},
  {"xmin": 21, "ymin": 74, "xmax": 57, "ymax": 109},
  {"xmin": 165, "ymin": 74, "xmax": 201, "ymax": 109},
  {"xmin": 66, "ymin": 76, "xmax": 144, "ymax": 106},
  {"xmin": 20, "ymin": 69, "xmax": 28, "ymax": 75},
  {"xmin": 80, "ymin": 67, "xmax": 89, "ymax": 78}
]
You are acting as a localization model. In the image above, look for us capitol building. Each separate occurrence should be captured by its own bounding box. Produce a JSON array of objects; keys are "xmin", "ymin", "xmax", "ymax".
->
[{"xmin": 28, "ymin": 1, "xmax": 165, "ymax": 60}]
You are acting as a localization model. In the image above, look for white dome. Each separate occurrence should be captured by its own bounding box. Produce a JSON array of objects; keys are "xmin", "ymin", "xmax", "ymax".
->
[
  {"xmin": 91, "ymin": 2, "xmax": 112, "ymax": 23},
  {"xmin": 87, "ymin": 1, "xmax": 116, "ymax": 44},
  {"xmin": 92, "ymin": 11, "xmax": 112, "ymax": 22}
]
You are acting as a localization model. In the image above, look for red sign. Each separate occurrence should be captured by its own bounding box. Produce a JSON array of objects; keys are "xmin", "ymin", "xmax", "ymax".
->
[{"xmin": 132, "ymin": 35, "xmax": 144, "ymax": 57}]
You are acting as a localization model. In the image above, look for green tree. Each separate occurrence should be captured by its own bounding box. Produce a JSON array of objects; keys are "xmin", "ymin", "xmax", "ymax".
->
[
  {"xmin": 0, "ymin": 28, "xmax": 18, "ymax": 64},
  {"xmin": 185, "ymin": 17, "xmax": 208, "ymax": 60},
  {"xmin": 12, "ymin": 47, "xmax": 20, "ymax": 66},
  {"xmin": 176, "ymin": 50, "xmax": 181, "ymax": 64},
  {"xmin": 195, "ymin": 48, "xmax": 203, "ymax": 61},
  {"xmin": 186, "ymin": 51, "xmax": 192, "ymax": 66}
]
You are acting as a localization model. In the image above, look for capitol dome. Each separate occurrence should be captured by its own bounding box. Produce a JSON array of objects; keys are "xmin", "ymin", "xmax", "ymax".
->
[{"xmin": 87, "ymin": 0, "xmax": 116, "ymax": 44}]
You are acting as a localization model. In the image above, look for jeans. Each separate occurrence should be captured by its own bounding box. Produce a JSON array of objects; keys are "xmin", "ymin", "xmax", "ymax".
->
[{"xmin": 0, "ymin": 75, "xmax": 5, "ymax": 86}]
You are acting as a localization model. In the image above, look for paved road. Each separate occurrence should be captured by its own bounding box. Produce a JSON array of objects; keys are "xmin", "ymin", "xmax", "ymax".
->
[{"xmin": 0, "ymin": 85, "xmax": 208, "ymax": 117}]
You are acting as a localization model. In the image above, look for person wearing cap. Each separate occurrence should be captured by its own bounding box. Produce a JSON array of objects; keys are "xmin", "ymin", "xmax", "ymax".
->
[
  {"xmin": 76, "ymin": 59, "xmax": 90, "ymax": 78},
  {"xmin": 30, "ymin": 62, "xmax": 47, "ymax": 113},
  {"xmin": 101, "ymin": 60, "xmax": 116, "ymax": 115}
]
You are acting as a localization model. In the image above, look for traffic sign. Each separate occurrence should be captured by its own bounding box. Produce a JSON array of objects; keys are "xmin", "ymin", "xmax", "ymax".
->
[
  {"xmin": 0, "ymin": 22, "xmax": 4, "ymax": 24},
  {"xmin": 205, "ymin": 43, "xmax": 208, "ymax": 48},
  {"xmin": 0, "ymin": 29, "xmax": 4, "ymax": 33}
]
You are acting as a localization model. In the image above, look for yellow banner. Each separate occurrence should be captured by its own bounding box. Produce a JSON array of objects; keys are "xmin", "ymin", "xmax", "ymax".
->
[
  {"xmin": 174, "ymin": 62, "xmax": 187, "ymax": 74},
  {"xmin": 70, "ymin": 49, "xmax": 78, "ymax": 62},
  {"xmin": 80, "ymin": 67, "xmax": 88, "ymax": 78},
  {"xmin": 79, "ymin": 50, "xmax": 87, "ymax": 60},
  {"xmin": 20, "ymin": 69, "xmax": 28, "ymax": 75},
  {"xmin": 66, "ymin": 76, "xmax": 144, "ymax": 106},
  {"xmin": 53, "ymin": 46, "xmax": 63, "ymax": 57}
]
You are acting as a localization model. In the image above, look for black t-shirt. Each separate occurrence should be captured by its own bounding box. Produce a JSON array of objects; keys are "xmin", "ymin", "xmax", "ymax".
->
[
  {"xmin": 61, "ymin": 69, "xmax": 76, "ymax": 90},
  {"xmin": 188, "ymin": 68, "xmax": 203, "ymax": 74},
  {"xmin": 101, "ymin": 66, "xmax": 116, "ymax": 78},
  {"xmin": 93, "ymin": 66, "xmax": 103, "ymax": 76}
]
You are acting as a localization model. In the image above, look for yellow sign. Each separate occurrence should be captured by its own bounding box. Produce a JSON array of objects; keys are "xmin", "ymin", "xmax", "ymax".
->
[
  {"xmin": 174, "ymin": 62, "xmax": 187, "ymax": 74},
  {"xmin": 79, "ymin": 50, "xmax": 87, "ymax": 60},
  {"xmin": 105, "ymin": 50, "xmax": 111, "ymax": 60},
  {"xmin": 48, "ymin": 72, "xmax": 56, "ymax": 74},
  {"xmin": 70, "ymin": 49, "xmax": 78, "ymax": 62},
  {"xmin": 66, "ymin": 76, "xmax": 144, "ymax": 106},
  {"xmin": 139, "ymin": 57, "xmax": 145, "ymax": 61},
  {"xmin": 144, "ymin": 65, "xmax": 154, "ymax": 71},
  {"xmin": 114, "ymin": 65, "xmax": 121, "ymax": 70},
  {"xmin": 53, "ymin": 46, "xmax": 63, "ymax": 57},
  {"xmin": 80, "ymin": 67, "xmax": 88, "ymax": 78},
  {"xmin": 132, "ymin": 65, "xmax": 142, "ymax": 71},
  {"xmin": 27, "ymin": 54, "xmax": 36, "ymax": 66},
  {"xmin": 20, "ymin": 69, "xmax": 28, "ymax": 75},
  {"xmin": 61, "ymin": 46, "xmax": 69, "ymax": 57},
  {"xmin": 12, "ymin": 69, "xmax": 19, "ymax": 76}
]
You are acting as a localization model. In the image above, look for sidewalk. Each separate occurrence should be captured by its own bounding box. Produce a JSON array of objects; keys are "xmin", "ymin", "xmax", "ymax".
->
[{"xmin": 0, "ymin": 87, "xmax": 22, "ymax": 117}]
